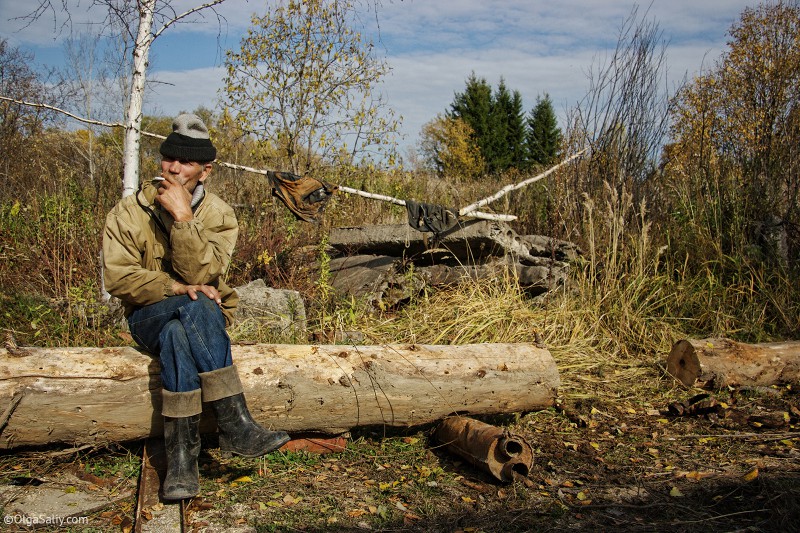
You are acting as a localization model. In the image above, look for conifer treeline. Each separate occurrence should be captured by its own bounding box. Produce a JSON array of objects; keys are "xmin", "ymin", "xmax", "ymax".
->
[{"xmin": 449, "ymin": 73, "xmax": 563, "ymax": 174}]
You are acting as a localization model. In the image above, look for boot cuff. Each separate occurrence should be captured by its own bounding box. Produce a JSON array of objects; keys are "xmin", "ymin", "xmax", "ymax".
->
[
  {"xmin": 161, "ymin": 389, "xmax": 203, "ymax": 417},
  {"xmin": 199, "ymin": 364, "xmax": 244, "ymax": 402}
]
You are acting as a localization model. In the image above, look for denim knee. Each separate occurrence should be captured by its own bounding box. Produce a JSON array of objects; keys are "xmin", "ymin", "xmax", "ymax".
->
[{"xmin": 183, "ymin": 295, "xmax": 226, "ymax": 328}]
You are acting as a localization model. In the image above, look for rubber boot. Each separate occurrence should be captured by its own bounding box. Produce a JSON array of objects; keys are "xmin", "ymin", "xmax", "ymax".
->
[
  {"xmin": 200, "ymin": 365, "xmax": 290, "ymax": 457},
  {"xmin": 161, "ymin": 389, "xmax": 202, "ymax": 500}
]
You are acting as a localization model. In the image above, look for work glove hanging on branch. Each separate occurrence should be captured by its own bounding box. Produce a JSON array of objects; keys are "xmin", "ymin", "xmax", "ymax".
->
[{"xmin": 267, "ymin": 171, "xmax": 339, "ymax": 223}]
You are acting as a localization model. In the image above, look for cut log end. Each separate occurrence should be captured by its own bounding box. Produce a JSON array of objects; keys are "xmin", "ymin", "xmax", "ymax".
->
[
  {"xmin": 666, "ymin": 339, "xmax": 702, "ymax": 388},
  {"xmin": 666, "ymin": 337, "xmax": 800, "ymax": 389}
]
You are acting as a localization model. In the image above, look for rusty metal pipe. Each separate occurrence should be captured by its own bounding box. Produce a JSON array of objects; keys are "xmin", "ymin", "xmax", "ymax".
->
[{"xmin": 433, "ymin": 416, "xmax": 533, "ymax": 482}]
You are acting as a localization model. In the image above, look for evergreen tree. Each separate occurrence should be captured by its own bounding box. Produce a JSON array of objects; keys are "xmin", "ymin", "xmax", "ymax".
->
[
  {"xmin": 493, "ymin": 80, "xmax": 527, "ymax": 171},
  {"xmin": 526, "ymin": 93, "xmax": 562, "ymax": 166},
  {"xmin": 449, "ymin": 72, "xmax": 493, "ymax": 174}
]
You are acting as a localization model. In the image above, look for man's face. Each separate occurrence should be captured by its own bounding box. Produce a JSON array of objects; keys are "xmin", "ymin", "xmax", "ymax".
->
[{"xmin": 160, "ymin": 157, "xmax": 211, "ymax": 192}]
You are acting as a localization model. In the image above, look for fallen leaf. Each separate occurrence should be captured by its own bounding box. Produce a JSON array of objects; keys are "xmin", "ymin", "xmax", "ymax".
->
[
  {"xmin": 461, "ymin": 479, "xmax": 489, "ymax": 492},
  {"xmin": 669, "ymin": 486, "xmax": 684, "ymax": 497},
  {"xmin": 743, "ymin": 468, "xmax": 759, "ymax": 482},
  {"xmin": 677, "ymin": 470, "xmax": 714, "ymax": 481},
  {"xmin": 283, "ymin": 493, "xmax": 302, "ymax": 505}
]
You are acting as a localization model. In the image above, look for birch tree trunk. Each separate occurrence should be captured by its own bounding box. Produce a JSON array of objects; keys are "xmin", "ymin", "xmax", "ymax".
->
[{"xmin": 121, "ymin": 0, "xmax": 155, "ymax": 198}]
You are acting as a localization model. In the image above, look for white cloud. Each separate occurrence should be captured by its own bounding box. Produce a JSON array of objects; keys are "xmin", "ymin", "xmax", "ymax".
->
[
  {"xmin": 1, "ymin": 0, "xmax": 757, "ymax": 155},
  {"xmin": 144, "ymin": 66, "xmax": 227, "ymax": 116}
]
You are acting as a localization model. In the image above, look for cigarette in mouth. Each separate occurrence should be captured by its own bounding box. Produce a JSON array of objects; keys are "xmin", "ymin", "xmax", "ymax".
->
[{"xmin": 152, "ymin": 176, "xmax": 166, "ymax": 182}]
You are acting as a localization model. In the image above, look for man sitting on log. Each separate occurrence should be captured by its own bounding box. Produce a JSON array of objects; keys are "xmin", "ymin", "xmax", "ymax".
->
[{"xmin": 102, "ymin": 113, "xmax": 289, "ymax": 500}]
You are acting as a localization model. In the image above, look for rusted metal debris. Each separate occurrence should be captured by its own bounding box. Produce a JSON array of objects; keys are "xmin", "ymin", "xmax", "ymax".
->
[
  {"xmin": 433, "ymin": 416, "xmax": 533, "ymax": 483},
  {"xmin": 280, "ymin": 435, "xmax": 348, "ymax": 454}
]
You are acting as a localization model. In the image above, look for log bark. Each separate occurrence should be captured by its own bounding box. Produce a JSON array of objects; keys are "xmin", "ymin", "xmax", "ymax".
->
[
  {"xmin": 0, "ymin": 343, "xmax": 559, "ymax": 449},
  {"xmin": 666, "ymin": 337, "xmax": 800, "ymax": 388}
]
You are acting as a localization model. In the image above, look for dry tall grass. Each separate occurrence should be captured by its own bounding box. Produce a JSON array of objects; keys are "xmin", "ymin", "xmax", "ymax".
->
[{"xmin": 1, "ymin": 127, "xmax": 798, "ymax": 353}]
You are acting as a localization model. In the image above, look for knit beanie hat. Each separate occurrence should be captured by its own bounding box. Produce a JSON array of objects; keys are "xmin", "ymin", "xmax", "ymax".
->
[{"xmin": 159, "ymin": 113, "xmax": 217, "ymax": 162}]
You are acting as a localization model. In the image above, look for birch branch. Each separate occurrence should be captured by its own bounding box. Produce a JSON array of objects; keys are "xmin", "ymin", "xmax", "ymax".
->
[
  {"xmin": 217, "ymin": 162, "xmax": 516, "ymax": 222},
  {"xmin": 0, "ymin": 96, "xmax": 167, "ymax": 139},
  {"xmin": 153, "ymin": 0, "xmax": 229, "ymax": 39},
  {"xmin": 2, "ymin": 99, "xmax": 516, "ymax": 222},
  {"xmin": 459, "ymin": 149, "xmax": 588, "ymax": 217},
  {"xmin": 336, "ymin": 186, "xmax": 517, "ymax": 222}
]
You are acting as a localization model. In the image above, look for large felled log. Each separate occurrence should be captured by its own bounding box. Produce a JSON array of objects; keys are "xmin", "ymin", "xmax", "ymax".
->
[
  {"xmin": 0, "ymin": 343, "xmax": 559, "ymax": 449},
  {"xmin": 666, "ymin": 337, "xmax": 800, "ymax": 388}
]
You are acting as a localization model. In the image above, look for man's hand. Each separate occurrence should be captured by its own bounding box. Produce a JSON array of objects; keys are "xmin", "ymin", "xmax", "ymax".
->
[
  {"xmin": 172, "ymin": 281, "xmax": 223, "ymax": 306},
  {"xmin": 154, "ymin": 175, "xmax": 194, "ymax": 222}
]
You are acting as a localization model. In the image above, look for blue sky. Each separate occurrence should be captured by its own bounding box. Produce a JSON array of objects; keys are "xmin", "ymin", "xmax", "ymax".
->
[{"xmin": 0, "ymin": 0, "xmax": 759, "ymax": 157}]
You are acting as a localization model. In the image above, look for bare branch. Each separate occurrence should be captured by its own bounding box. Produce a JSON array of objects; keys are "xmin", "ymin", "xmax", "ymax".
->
[
  {"xmin": 0, "ymin": 95, "xmax": 163, "ymax": 139},
  {"xmin": 9, "ymin": 0, "xmax": 73, "ymax": 36},
  {"xmin": 459, "ymin": 149, "xmax": 588, "ymax": 217},
  {"xmin": 152, "ymin": 0, "xmax": 228, "ymax": 39},
  {"xmin": 218, "ymin": 162, "xmax": 516, "ymax": 222}
]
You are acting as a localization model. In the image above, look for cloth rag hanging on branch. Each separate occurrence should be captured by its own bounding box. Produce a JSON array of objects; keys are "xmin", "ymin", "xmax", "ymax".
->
[
  {"xmin": 220, "ymin": 149, "xmax": 587, "ymax": 229},
  {"xmin": 266, "ymin": 171, "xmax": 339, "ymax": 223},
  {"xmin": 405, "ymin": 200, "xmax": 459, "ymax": 235},
  {"xmin": 218, "ymin": 162, "xmax": 515, "ymax": 227}
]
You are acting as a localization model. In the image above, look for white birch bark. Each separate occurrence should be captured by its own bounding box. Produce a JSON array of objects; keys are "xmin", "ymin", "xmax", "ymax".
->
[{"xmin": 121, "ymin": 0, "xmax": 156, "ymax": 198}]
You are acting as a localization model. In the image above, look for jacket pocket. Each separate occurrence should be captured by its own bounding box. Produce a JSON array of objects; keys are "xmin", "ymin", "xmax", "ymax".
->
[{"xmin": 146, "ymin": 241, "xmax": 171, "ymax": 271}]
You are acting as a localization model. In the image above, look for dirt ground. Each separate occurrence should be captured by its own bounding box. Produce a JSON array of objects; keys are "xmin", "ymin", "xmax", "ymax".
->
[{"xmin": 1, "ymin": 361, "xmax": 799, "ymax": 532}]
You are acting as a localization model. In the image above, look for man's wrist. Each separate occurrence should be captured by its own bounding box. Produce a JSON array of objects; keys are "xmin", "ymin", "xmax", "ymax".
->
[{"xmin": 170, "ymin": 280, "xmax": 184, "ymax": 295}]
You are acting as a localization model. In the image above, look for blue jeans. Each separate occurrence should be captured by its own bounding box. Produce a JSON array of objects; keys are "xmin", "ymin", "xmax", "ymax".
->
[{"xmin": 128, "ymin": 294, "xmax": 233, "ymax": 392}]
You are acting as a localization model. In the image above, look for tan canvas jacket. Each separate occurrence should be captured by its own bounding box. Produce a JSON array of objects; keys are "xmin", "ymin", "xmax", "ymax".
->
[{"xmin": 102, "ymin": 181, "xmax": 239, "ymax": 326}]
